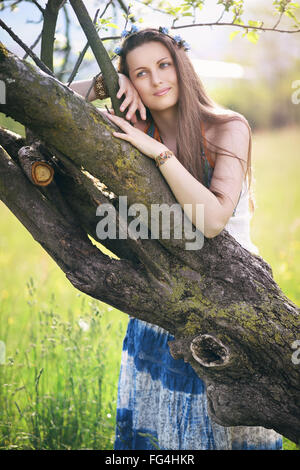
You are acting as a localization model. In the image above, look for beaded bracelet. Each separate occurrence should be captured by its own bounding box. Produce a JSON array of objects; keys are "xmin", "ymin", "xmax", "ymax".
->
[
  {"xmin": 155, "ymin": 150, "xmax": 174, "ymax": 167},
  {"xmin": 93, "ymin": 73, "xmax": 109, "ymax": 100}
]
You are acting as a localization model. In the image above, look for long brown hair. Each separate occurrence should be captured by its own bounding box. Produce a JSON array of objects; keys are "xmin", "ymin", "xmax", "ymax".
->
[{"xmin": 117, "ymin": 28, "xmax": 255, "ymax": 214}]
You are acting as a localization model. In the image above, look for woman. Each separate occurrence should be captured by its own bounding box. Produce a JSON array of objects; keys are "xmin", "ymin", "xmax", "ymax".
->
[{"xmin": 70, "ymin": 27, "xmax": 282, "ymax": 450}]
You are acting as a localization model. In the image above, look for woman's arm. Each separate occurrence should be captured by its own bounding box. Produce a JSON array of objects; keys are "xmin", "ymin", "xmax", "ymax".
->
[
  {"xmin": 158, "ymin": 120, "xmax": 249, "ymax": 238},
  {"xmin": 67, "ymin": 74, "xmax": 147, "ymax": 123},
  {"xmin": 102, "ymin": 114, "xmax": 249, "ymax": 239},
  {"xmin": 68, "ymin": 79, "xmax": 97, "ymax": 102}
]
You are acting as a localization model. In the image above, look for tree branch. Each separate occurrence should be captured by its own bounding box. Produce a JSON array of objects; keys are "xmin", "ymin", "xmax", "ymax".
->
[
  {"xmin": 69, "ymin": 0, "xmax": 124, "ymax": 117},
  {"xmin": 23, "ymin": 31, "xmax": 42, "ymax": 60},
  {"xmin": 44, "ymin": 141, "xmax": 172, "ymax": 279},
  {"xmin": 0, "ymin": 45, "xmax": 279, "ymax": 274},
  {"xmin": 0, "ymin": 19, "xmax": 54, "ymax": 76},
  {"xmin": 41, "ymin": 0, "xmax": 66, "ymax": 72},
  {"xmin": 17, "ymin": 141, "xmax": 54, "ymax": 186},
  {"xmin": 133, "ymin": 0, "xmax": 170, "ymax": 15},
  {"xmin": 30, "ymin": 0, "xmax": 45, "ymax": 14},
  {"xmin": 0, "ymin": 126, "xmax": 25, "ymax": 158},
  {"xmin": 0, "ymin": 126, "xmax": 132, "ymax": 264},
  {"xmin": 115, "ymin": 0, "xmax": 137, "ymax": 24},
  {"xmin": 171, "ymin": 21, "xmax": 300, "ymax": 34},
  {"xmin": 0, "ymin": 144, "xmax": 154, "ymax": 312},
  {"xmin": 67, "ymin": 6, "xmax": 105, "ymax": 86},
  {"xmin": 0, "ymin": 45, "xmax": 208, "ymax": 271},
  {"xmin": 0, "ymin": 124, "xmax": 172, "ymax": 279},
  {"xmin": 55, "ymin": 3, "xmax": 72, "ymax": 81}
]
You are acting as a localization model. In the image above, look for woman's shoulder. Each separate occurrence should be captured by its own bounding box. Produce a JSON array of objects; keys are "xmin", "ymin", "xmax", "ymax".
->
[
  {"xmin": 203, "ymin": 111, "xmax": 251, "ymax": 168},
  {"xmin": 205, "ymin": 111, "xmax": 251, "ymax": 144}
]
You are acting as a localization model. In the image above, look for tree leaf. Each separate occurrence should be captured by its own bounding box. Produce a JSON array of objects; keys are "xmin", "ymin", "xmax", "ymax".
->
[
  {"xmin": 233, "ymin": 17, "xmax": 244, "ymax": 25},
  {"xmin": 229, "ymin": 30, "xmax": 240, "ymax": 41},
  {"xmin": 248, "ymin": 20, "xmax": 262, "ymax": 27},
  {"xmin": 285, "ymin": 10, "xmax": 300, "ymax": 23},
  {"xmin": 106, "ymin": 23, "xmax": 119, "ymax": 29},
  {"xmin": 247, "ymin": 30, "xmax": 259, "ymax": 43}
]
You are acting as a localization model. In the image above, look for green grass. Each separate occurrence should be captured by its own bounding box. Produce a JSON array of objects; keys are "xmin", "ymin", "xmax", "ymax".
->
[
  {"xmin": 0, "ymin": 155, "xmax": 129, "ymax": 448},
  {"xmin": 251, "ymin": 126, "xmax": 300, "ymax": 451},
  {"xmin": 0, "ymin": 286, "xmax": 127, "ymax": 449},
  {"xmin": 246, "ymin": 126, "xmax": 300, "ymax": 451},
  {"xmin": 0, "ymin": 122, "xmax": 299, "ymax": 449},
  {"xmin": 251, "ymin": 126, "xmax": 300, "ymax": 304}
]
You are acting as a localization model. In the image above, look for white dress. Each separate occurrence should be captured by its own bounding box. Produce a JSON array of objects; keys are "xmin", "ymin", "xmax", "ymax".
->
[{"xmin": 225, "ymin": 178, "xmax": 259, "ymax": 255}]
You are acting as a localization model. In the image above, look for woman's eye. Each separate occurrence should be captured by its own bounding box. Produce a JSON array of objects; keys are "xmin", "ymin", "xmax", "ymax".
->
[{"xmin": 136, "ymin": 63, "xmax": 171, "ymax": 78}]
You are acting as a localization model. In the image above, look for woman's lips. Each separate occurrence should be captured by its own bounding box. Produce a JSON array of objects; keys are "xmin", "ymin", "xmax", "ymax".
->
[{"xmin": 154, "ymin": 87, "xmax": 171, "ymax": 96}]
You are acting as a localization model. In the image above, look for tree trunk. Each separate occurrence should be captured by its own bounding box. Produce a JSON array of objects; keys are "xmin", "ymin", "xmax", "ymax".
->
[{"xmin": 0, "ymin": 45, "xmax": 299, "ymax": 444}]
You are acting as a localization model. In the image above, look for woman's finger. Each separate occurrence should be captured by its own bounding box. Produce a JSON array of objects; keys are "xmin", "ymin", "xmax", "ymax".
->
[
  {"xmin": 113, "ymin": 131, "xmax": 132, "ymax": 143},
  {"xmin": 117, "ymin": 87, "xmax": 125, "ymax": 99},
  {"xmin": 130, "ymin": 114, "xmax": 137, "ymax": 125},
  {"xmin": 126, "ymin": 99, "xmax": 139, "ymax": 121},
  {"xmin": 117, "ymin": 76, "xmax": 126, "ymax": 99},
  {"xmin": 105, "ymin": 112, "xmax": 133, "ymax": 131},
  {"xmin": 138, "ymin": 102, "xmax": 147, "ymax": 121},
  {"xmin": 120, "ymin": 93, "xmax": 133, "ymax": 112}
]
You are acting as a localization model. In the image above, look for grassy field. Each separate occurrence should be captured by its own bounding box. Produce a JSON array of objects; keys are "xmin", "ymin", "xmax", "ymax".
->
[{"xmin": 0, "ymin": 123, "xmax": 299, "ymax": 450}]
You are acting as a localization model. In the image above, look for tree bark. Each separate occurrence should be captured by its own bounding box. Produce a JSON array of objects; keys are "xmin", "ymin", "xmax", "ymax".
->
[
  {"xmin": 69, "ymin": 0, "xmax": 123, "ymax": 116},
  {"xmin": 41, "ymin": 1, "xmax": 66, "ymax": 72},
  {"xmin": 17, "ymin": 142, "xmax": 54, "ymax": 186},
  {"xmin": 0, "ymin": 45, "xmax": 299, "ymax": 444}
]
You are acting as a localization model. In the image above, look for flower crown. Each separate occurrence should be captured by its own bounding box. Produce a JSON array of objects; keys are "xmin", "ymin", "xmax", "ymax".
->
[{"xmin": 113, "ymin": 25, "xmax": 191, "ymax": 56}]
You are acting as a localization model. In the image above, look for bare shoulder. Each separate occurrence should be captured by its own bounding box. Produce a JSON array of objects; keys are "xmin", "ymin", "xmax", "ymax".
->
[
  {"xmin": 205, "ymin": 113, "xmax": 251, "ymax": 164},
  {"xmin": 209, "ymin": 113, "xmax": 250, "ymax": 141}
]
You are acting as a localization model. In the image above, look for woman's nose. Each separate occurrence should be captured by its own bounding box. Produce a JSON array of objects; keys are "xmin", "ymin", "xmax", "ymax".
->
[{"xmin": 151, "ymin": 71, "xmax": 162, "ymax": 86}]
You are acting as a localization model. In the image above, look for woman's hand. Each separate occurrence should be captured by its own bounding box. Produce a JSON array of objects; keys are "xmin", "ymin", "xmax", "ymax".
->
[
  {"xmin": 103, "ymin": 111, "xmax": 168, "ymax": 160},
  {"xmin": 117, "ymin": 73, "xmax": 147, "ymax": 124}
]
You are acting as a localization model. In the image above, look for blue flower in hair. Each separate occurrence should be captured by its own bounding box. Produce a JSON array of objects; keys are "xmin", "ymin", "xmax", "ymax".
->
[
  {"xmin": 114, "ymin": 46, "xmax": 123, "ymax": 55},
  {"xmin": 130, "ymin": 24, "xmax": 139, "ymax": 34},
  {"xmin": 182, "ymin": 41, "xmax": 191, "ymax": 51},
  {"xmin": 121, "ymin": 29, "xmax": 130, "ymax": 38},
  {"xmin": 173, "ymin": 35, "xmax": 183, "ymax": 44},
  {"xmin": 159, "ymin": 26, "xmax": 169, "ymax": 35}
]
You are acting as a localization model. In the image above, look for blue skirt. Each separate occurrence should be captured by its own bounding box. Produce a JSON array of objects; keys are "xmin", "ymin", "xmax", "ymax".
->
[{"xmin": 114, "ymin": 318, "xmax": 282, "ymax": 450}]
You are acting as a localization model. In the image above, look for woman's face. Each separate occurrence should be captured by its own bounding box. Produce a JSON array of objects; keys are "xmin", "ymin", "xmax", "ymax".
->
[{"xmin": 126, "ymin": 41, "xmax": 179, "ymax": 113}]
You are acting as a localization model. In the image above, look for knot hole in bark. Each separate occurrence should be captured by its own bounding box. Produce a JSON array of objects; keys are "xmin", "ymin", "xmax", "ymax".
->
[{"xmin": 190, "ymin": 334, "xmax": 230, "ymax": 367}]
